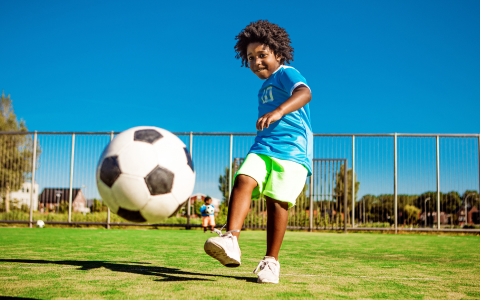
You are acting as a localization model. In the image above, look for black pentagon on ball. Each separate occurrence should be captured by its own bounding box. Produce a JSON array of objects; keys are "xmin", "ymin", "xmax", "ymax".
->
[
  {"xmin": 134, "ymin": 129, "xmax": 163, "ymax": 144},
  {"xmin": 145, "ymin": 165, "xmax": 174, "ymax": 195},
  {"xmin": 117, "ymin": 207, "xmax": 147, "ymax": 223},
  {"xmin": 184, "ymin": 147, "xmax": 194, "ymax": 172},
  {"xmin": 100, "ymin": 156, "xmax": 121, "ymax": 188}
]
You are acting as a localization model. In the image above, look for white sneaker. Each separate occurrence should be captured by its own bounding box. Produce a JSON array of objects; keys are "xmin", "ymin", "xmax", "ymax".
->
[
  {"xmin": 204, "ymin": 229, "xmax": 241, "ymax": 267},
  {"xmin": 253, "ymin": 256, "xmax": 280, "ymax": 284}
]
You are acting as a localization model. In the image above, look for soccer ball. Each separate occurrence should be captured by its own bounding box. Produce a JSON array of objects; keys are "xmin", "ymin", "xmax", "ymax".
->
[
  {"xmin": 36, "ymin": 220, "xmax": 45, "ymax": 228},
  {"xmin": 96, "ymin": 126, "xmax": 195, "ymax": 223},
  {"xmin": 205, "ymin": 205, "xmax": 214, "ymax": 215}
]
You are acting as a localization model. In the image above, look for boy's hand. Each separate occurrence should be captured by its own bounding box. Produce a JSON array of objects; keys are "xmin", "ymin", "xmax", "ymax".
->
[
  {"xmin": 256, "ymin": 109, "xmax": 283, "ymax": 131},
  {"xmin": 256, "ymin": 86, "xmax": 311, "ymax": 131}
]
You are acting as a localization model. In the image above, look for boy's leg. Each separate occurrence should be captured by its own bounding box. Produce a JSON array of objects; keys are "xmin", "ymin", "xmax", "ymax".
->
[
  {"xmin": 252, "ymin": 196, "xmax": 288, "ymax": 284},
  {"xmin": 204, "ymin": 174, "xmax": 257, "ymax": 267},
  {"xmin": 209, "ymin": 215, "xmax": 216, "ymax": 232},
  {"xmin": 265, "ymin": 196, "xmax": 289, "ymax": 260},
  {"xmin": 226, "ymin": 174, "xmax": 257, "ymax": 237},
  {"xmin": 202, "ymin": 217, "xmax": 209, "ymax": 233}
]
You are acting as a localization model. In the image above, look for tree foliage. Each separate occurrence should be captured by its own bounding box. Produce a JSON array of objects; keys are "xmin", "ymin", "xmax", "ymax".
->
[
  {"xmin": 218, "ymin": 166, "xmax": 230, "ymax": 203},
  {"xmin": 334, "ymin": 167, "xmax": 360, "ymax": 206},
  {"xmin": 0, "ymin": 91, "xmax": 36, "ymax": 212},
  {"xmin": 91, "ymin": 199, "xmax": 108, "ymax": 212},
  {"xmin": 403, "ymin": 204, "xmax": 421, "ymax": 224}
]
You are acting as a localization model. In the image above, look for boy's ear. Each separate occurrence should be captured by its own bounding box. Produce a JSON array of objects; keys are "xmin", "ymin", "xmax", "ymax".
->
[{"xmin": 275, "ymin": 53, "xmax": 282, "ymax": 62}]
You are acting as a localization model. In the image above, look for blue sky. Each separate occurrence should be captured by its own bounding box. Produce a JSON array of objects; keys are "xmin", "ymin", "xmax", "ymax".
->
[{"xmin": 1, "ymin": 0, "xmax": 479, "ymax": 134}]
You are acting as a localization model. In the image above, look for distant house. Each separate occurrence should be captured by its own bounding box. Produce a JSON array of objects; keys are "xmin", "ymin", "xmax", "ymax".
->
[
  {"xmin": 38, "ymin": 188, "xmax": 88, "ymax": 213},
  {"xmin": 467, "ymin": 206, "xmax": 478, "ymax": 225},
  {"xmin": 8, "ymin": 181, "xmax": 39, "ymax": 211},
  {"xmin": 456, "ymin": 205, "xmax": 479, "ymax": 225},
  {"xmin": 419, "ymin": 211, "xmax": 448, "ymax": 225}
]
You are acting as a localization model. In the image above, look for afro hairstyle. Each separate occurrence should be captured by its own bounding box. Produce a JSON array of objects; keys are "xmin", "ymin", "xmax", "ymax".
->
[{"xmin": 234, "ymin": 20, "xmax": 294, "ymax": 68}]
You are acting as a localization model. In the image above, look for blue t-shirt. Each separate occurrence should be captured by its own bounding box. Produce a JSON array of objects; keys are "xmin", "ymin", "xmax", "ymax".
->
[
  {"xmin": 249, "ymin": 65, "xmax": 313, "ymax": 176},
  {"xmin": 200, "ymin": 204, "xmax": 214, "ymax": 217}
]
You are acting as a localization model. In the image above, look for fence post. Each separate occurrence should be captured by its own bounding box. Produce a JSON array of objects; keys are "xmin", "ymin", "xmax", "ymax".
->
[
  {"xmin": 106, "ymin": 131, "xmax": 113, "ymax": 229},
  {"xmin": 436, "ymin": 135, "xmax": 440, "ymax": 230},
  {"xmin": 394, "ymin": 133, "xmax": 398, "ymax": 234},
  {"xmin": 309, "ymin": 171, "xmax": 314, "ymax": 232},
  {"xmin": 352, "ymin": 135, "xmax": 355, "ymax": 228},
  {"xmin": 68, "ymin": 133, "xmax": 75, "ymax": 223},
  {"xmin": 187, "ymin": 132, "xmax": 193, "ymax": 230},
  {"xmin": 29, "ymin": 131, "xmax": 37, "ymax": 228},
  {"xmin": 228, "ymin": 134, "xmax": 233, "ymax": 206},
  {"xmin": 344, "ymin": 160, "xmax": 347, "ymax": 233}
]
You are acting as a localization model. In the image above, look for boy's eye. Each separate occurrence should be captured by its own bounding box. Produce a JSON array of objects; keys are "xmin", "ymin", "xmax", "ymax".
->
[
  {"xmin": 260, "ymin": 54, "xmax": 266, "ymax": 58},
  {"xmin": 248, "ymin": 57, "xmax": 253, "ymax": 60}
]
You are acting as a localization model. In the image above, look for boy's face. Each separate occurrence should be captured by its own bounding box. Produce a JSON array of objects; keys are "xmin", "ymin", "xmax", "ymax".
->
[
  {"xmin": 247, "ymin": 42, "xmax": 281, "ymax": 80},
  {"xmin": 205, "ymin": 199, "xmax": 212, "ymax": 205}
]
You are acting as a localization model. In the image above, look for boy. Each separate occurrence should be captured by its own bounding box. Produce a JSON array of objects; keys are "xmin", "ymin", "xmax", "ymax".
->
[
  {"xmin": 204, "ymin": 20, "xmax": 312, "ymax": 284},
  {"xmin": 200, "ymin": 196, "xmax": 215, "ymax": 233}
]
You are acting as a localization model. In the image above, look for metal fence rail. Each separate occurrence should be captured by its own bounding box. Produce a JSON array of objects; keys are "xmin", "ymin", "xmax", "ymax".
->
[{"xmin": 0, "ymin": 131, "xmax": 479, "ymax": 233}]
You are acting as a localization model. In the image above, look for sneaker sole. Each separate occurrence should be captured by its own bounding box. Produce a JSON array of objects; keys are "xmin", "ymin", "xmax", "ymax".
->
[
  {"xmin": 257, "ymin": 278, "xmax": 279, "ymax": 284},
  {"xmin": 204, "ymin": 240, "xmax": 241, "ymax": 268}
]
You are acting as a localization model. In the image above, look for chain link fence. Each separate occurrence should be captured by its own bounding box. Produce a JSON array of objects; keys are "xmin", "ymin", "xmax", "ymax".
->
[{"xmin": 1, "ymin": 131, "xmax": 479, "ymax": 232}]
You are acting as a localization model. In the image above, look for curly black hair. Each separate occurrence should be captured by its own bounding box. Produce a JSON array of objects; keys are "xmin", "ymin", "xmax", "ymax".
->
[{"xmin": 234, "ymin": 20, "xmax": 294, "ymax": 67}]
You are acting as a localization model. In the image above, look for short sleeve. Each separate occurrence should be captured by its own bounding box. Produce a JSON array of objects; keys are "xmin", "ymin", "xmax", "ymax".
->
[
  {"xmin": 278, "ymin": 67, "xmax": 310, "ymax": 96},
  {"xmin": 200, "ymin": 205, "xmax": 206, "ymax": 213}
]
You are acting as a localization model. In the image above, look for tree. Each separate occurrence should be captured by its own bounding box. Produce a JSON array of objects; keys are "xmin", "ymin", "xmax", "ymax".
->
[
  {"xmin": 403, "ymin": 204, "xmax": 421, "ymax": 225},
  {"xmin": 442, "ymin": 191, "xmax": 462, "ymax": 215},
  {"xmin": 462, "ymin": 190, "xmax": 480, "ymax": 208},
  {"xmin": 91, "ymin": 199, "xmax": 108, "ymax": 212},
  {"xmin": 218, "ymin": 158, "xmax": 243, "ymax": 208},
  {"xmin": 0, "ymin": 92, "xmax": 35, "ymax": 212},
  {"xmin": 334, "ymin": 167, "xmax": 360, "ymax": 224},
  {"xmin": 218, "ymin": 166, "xmax": 230, "ymax": 204}
]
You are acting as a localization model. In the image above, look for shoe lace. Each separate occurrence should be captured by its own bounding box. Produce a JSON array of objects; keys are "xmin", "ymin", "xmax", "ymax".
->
[
  {"xmin": 253, "ymin": 259, "xmax": 278, "ymax": 275},
  {"xmin": 213, "ymin": 224, "xmax": 240, "ymax": 237}
]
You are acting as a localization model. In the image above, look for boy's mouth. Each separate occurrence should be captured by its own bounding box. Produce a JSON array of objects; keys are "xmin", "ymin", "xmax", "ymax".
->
[{"xmin": 255, "ymin": 68, "xmax": 267, "ymax": 73}]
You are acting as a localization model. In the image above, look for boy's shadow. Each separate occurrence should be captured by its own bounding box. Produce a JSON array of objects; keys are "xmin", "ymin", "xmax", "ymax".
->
[{"xmin": 0, "ymin": 259, "xmax": 256, "ymax": 283}]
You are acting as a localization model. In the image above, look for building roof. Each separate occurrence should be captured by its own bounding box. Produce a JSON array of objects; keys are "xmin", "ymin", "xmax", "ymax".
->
[{"xmin": 38, "ymin": 188, "xmax": 82, "ymax": 203}]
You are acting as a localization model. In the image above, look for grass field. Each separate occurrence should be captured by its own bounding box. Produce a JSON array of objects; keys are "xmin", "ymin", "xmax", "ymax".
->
[{"xmin": 0, "ymin": 228, "xmax": 479, "ymax": 299}]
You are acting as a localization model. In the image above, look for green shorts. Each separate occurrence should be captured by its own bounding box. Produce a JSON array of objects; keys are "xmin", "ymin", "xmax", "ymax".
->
[{"xmin": 234, "ymin": 153, "xmax": 308, "ymax": 208}]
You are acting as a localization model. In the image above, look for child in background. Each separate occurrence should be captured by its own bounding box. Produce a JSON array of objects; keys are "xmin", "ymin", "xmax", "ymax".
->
[
  {"xmin": 200, "ymin": 196, "xmax": 215, "ymax": 233},
  {"xmin": 204, "ymin": 20, "xmax": 313, "ymax": 284}
]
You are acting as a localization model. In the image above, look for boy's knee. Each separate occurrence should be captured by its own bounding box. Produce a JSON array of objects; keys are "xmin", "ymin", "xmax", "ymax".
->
[
  {"xmin": 265, "ymin": 196, "xmax": 289, "ymax": 210},
  {"xmin": 234, "ymin": 174, "xmax": 257, "ymax": 190}
]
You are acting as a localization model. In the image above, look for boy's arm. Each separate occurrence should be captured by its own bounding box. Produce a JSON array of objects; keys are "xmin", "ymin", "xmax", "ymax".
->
[
  {"xmin": 199, "ymin": 205, "xmax": 206, "ymax": 213},
  {"xmin": 256, "ymin": 86, "xmax": 311, "ymax": 131}
]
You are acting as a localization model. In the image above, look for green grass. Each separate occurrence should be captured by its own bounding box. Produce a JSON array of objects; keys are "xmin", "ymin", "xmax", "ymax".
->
[{"xmin": 0, "ymin": 228, "xmax": 479, "ymax": 299}]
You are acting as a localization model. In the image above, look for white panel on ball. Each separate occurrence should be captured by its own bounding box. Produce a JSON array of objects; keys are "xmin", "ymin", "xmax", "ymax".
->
[
  {"xmin": 97, "ymin": 179, "xmax": 120, "ymax": 213},
  {"xmin": 155, "ymin": 128, "xmax": 186, "ymax": 146},
  {"xmin": 111, "ymin": 174, "xmax": 150, "ymax": 210},
  {"xmin": 117, "ymin": 142, "xmax": 157, "ymax": 178},
  {"xmin": 141, "ymin": 194, "xmax": 181, "ymax": 221},
  {"xmin": 171, "ymin": 165, "xmax": 196, "ymax": 205},
  {"xmin": 153, "ymin": 140, "xmax": 187, "ymax": 172},
  {"xmin": 98, "ymin": 129, "xmax": 135, "ymax": 163}
]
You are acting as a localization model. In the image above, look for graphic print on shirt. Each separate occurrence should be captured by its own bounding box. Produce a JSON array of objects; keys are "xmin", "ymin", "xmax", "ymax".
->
[{"xmin": 260, "ymin": 86, "xmax": 274, "ymax": 104}]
